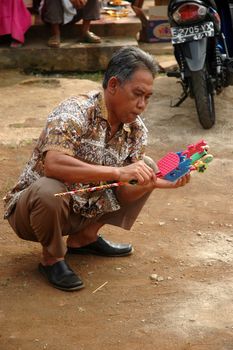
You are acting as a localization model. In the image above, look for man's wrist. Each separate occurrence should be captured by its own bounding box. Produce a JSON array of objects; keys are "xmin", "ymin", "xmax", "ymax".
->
[{"xmin": 114, "ymin": 167, "xmax": 121, "ymax": 182}]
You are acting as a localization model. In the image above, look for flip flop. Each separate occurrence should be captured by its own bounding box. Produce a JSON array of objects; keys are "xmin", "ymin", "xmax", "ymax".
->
[
  {"xmin": 82, "ymin": 31, "xmax": 101, "ymax": 43},
  {"xmin": 10, "ymin": 40, "xmax": 23, "ymax": 48},
  {"xmin": 47, "ymin": 35, "xmax": 61, "ymax": 48}
]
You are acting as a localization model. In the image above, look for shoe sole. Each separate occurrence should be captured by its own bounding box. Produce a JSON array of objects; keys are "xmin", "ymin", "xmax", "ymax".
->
[
  {"xmin": 38, "ymin": 264, "xmax": 85, "ymax": 292},
  {"xmin": 67, "ymin": 247, "xmax": 134, "ymax": 257}
]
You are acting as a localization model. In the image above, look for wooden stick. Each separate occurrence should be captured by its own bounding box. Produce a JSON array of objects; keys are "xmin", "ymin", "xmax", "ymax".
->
[{"xmin": 92, "ymin": 281, "xmax": 108, "ymax": 294}]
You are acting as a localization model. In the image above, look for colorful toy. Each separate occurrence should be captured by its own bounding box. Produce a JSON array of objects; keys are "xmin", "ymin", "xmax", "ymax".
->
[
  {"xmin": 155, "ymin": 139, "xmax": 213, "ymax": 182},
  {"xmin": 54, "ymin": 139, "xmax": 213, "ymax": 197}
]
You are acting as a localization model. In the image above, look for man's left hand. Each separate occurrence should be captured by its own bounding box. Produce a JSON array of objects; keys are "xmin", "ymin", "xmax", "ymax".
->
[{"xmin": 153, "ymin": 173, "xmax": 191, "ymax": 189}]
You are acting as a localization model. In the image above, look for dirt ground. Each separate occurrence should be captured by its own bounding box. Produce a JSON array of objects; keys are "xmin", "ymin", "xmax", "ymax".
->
[{"xmin": 0, "ymin": 68, "xmax": 233, "ymax": 350}]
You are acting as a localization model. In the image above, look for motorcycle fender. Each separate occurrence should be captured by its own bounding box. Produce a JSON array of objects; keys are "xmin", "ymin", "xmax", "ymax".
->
[{"xmin": 181, "ymin": 38, "xmax": 208, "ymax": 72}]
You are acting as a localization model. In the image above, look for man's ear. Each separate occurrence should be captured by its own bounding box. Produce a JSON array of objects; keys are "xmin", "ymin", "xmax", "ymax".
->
[{"xmin": 107, "ymin": 76, "xmax": 119, "ymax": 94}]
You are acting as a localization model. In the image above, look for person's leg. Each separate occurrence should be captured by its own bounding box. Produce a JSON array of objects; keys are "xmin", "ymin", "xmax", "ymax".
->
[
  {"xmin": 7, "ymin": 177, "xmax": 84, "ymax": 291},
  {"xmin": 66, "ymin": 219, "xmax": 133, "ymax": 257},
  {"xmin": 67, "ymin": 221, "xmax": 104, "ymax": 247},
  {"xmin": 8, "ymin": 178, "xmax": 71, "ymax": 258},
  {"xmin": 66, "ymin": 155, "xmax": 156, "ymax": 256},
  {"xmin": 80, "ymin": 0, "xmax": 101, "ymax": 43},
  {"xmin": 130, "ymin": 0, "xmax": 144, "ymax": 8},
  {"xmin": 45, "ymin": 23, "xmax": 61, "ymax": 48},
  {"xmin": 41, "ymin": 0, "xmax": 63, "ymax": 47},
  {"xmin": 66, "ymin": 188, "xmax": 152, "ymax": 257},
  {"xmin": 65, "ymin": 205, "xmax": 134, "ymax": 257}
]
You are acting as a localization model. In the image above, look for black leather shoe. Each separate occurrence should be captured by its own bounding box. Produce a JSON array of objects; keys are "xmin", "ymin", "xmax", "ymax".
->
[
  {"xmin": 38, "ymin": 260, "xmax": 84, "ymax": 291},
  {"xmin": 67, "ymin": 235, "xmax": 133, "ymax": 257}
]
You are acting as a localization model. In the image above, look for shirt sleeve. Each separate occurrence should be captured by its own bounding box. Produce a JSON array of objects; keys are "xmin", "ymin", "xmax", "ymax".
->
[{"xmin": 42, "ymin": 97, "xmax": 88, "ymax": 157}]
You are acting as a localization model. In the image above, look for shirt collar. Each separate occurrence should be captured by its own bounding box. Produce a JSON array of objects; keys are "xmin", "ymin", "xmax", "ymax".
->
[{"xmin": 98, "ymin": 91, "xmax": 108, "ymax": 121}]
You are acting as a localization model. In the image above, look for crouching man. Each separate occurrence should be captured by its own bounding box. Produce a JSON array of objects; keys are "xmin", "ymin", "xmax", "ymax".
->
[{"xmin": 4, "ymin": 46, "xmax": 190, "ymax": 291}]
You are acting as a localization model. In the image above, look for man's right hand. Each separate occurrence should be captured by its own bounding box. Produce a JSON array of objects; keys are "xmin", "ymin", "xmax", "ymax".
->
[
  {"xmin": 70, "ymin": 0, "xmax": 87, "ymax": 9},
  {"xmin": 117, "ymin": 160, "xmax": 156, "ymax": 185}
]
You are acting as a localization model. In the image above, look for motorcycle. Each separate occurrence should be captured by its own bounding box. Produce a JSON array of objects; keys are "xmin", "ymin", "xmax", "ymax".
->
[{"xmin": 167, "ymin": 0, "xmax": 233, "ymax": 129}]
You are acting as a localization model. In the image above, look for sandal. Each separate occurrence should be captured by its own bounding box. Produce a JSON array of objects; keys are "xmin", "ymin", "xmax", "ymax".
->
[
  {"xmin": 10, "ymin": 40, "xmax": 23, "ymax": 48},
  {"xmin": 47, "ymin": 35, "xmax": 60, "ymax": 48},
  {"xmin": 82, "ymin": 31, "xmax": 101, "ymax": 44}
]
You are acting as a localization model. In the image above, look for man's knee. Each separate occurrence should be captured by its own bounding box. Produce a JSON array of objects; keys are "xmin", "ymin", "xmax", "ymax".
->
[
  {"xmin": 31, "ymin": 177, "xmax": 69, "ymax": 212},
  {"xmin": 42, "ymin": 0, "xmax": 63, "ymax": 24}
]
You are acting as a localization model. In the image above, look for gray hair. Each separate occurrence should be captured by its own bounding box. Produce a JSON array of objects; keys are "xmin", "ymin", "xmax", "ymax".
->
[{"xmin": 102, "ymin": 46, "xmax": 157, "ymax": 89}]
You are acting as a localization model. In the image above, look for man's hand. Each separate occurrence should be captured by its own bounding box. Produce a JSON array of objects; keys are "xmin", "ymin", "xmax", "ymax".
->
[
  {"xmin": 153, "ymin": 173, "xmax": 191, "ymax": 189},
  {"xmin": 117, "ymin": 160, "xmax": 157, "ymax": 185},
  {"xmin": 70, "ymin": 0, "xmax": 87, "ymax": 9}
]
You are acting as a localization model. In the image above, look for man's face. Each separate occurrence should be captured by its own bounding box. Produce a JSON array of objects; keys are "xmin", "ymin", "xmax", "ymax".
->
[{"xmin": 109, "ymin": 68, "xmax": 154, "ymax": 125}]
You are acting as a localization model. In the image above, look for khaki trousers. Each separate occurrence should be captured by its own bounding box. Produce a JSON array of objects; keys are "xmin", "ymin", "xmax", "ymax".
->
[{"xmin": 7, "ymin": 177, "xmax": 150, "ymax": 257}]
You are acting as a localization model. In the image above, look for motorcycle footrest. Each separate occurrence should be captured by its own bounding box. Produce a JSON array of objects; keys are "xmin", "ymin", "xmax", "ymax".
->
[{"xmin": 167, "ymin": 71, "xmax": 181, "ymax": 78}]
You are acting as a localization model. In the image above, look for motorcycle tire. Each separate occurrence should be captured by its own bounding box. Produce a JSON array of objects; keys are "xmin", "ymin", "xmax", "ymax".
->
[{"xmin": 190, "ymin": 68, "xmax": 215, "ymax": 129}]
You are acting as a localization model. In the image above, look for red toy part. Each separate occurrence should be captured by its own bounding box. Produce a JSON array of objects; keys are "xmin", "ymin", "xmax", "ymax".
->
[
  {"xmin": 182, "ymin": 140, "xmax": 208, "ymax": 158},
  {"xmin": 156, "ymin": 152, "xmax": 180, "ymax": 177}
]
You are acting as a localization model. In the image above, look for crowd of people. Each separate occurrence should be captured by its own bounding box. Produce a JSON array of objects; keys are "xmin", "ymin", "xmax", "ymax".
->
[{"xmin": 0, "ymin": 0, "xmax": 144, "ymax": 48}]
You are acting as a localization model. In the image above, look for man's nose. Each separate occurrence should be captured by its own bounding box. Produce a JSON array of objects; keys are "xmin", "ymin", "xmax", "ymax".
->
[{"xmin": 137, "ymin": 96, "xmax": 146, "ymax": 110}]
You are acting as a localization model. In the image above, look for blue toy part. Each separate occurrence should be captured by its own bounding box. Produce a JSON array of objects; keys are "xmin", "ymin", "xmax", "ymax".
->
[{"xmin": 163, "ymin": 152, "xmax": 192, "ymax": 182}]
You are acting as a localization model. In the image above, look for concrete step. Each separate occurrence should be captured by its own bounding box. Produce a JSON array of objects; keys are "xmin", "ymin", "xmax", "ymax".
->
[
  {"xmin": 0, "ymin": 36, "xmax": 138, "ymax": 72},
  {"xmin": 0, "ymin": 37, "xmax": 175, "ymax": 73}
]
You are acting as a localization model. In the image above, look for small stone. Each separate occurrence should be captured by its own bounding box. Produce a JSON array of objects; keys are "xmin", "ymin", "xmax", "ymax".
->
[
  {"xmin": 159, "ymin": 221, "xmax": 166, "ymax": 226},
  {"xmin": 150, "ymin": 274, "xmax": 164, "ymax": 282},
  {"xmin": 150, "ymin": 274, "xmax": 158, "ymax": 281},
  {"xmin": 197, "ymin": 231, "xmax": 202, "ymax": 236},
  {"xmin": 157, "ymin": 276, "xmax": 164, "ymax": 282},
  {"xmin": 77, "ymin": 307, "xmax": 85, "ymax": 312}
]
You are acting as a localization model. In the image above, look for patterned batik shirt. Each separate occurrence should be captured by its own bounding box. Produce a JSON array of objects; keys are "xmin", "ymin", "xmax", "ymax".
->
[{"xmin": 4, "ymin": 91, "xmax": 148, "ymax": 219}]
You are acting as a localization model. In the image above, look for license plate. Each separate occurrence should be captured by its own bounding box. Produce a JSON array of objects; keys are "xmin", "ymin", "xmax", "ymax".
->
[{"xmin": 171, "ymin": 21, "xmax": 215, "ymax": 44}]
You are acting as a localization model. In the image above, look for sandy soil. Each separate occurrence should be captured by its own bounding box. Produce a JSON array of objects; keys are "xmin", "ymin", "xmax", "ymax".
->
[{"xmin": 0, "ymin": 69, "xmax": 233, "ymax": 350}]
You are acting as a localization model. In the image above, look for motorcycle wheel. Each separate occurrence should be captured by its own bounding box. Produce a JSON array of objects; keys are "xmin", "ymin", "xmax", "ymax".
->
[{"xmin": 190, "ymin": 68, "xmax": 215, "ymax": 129}]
